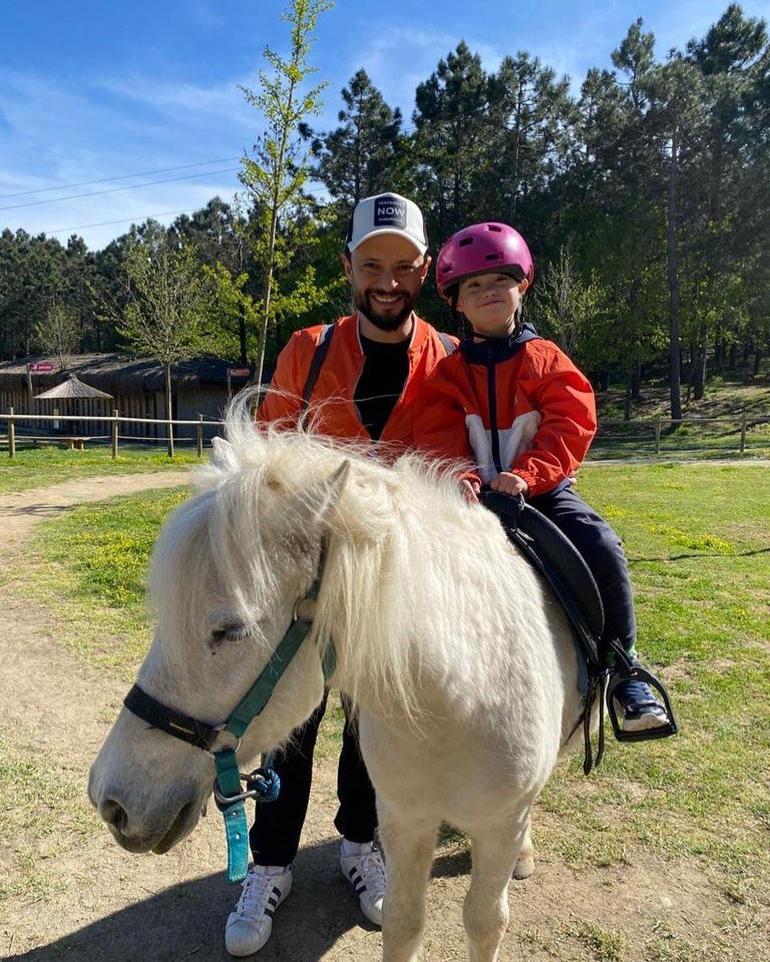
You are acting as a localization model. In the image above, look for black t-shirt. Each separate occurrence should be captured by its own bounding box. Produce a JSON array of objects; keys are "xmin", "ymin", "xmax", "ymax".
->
[{"xmin": 354, "ymin": 333, "xmax": 411, "ymax": 441}]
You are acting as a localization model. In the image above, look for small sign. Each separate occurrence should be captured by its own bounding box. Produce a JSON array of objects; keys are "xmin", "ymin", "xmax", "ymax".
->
[
  {"xmin": 28, "ymin": 362, "xmax": 54, "ymax": 373},
  {"xmin": 228, "ymin": 367, "xmax": 251, "ymax": 377}
]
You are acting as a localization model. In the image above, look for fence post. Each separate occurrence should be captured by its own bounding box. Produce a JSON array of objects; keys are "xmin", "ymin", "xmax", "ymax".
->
[
  {"xmin": 197, "ymin": 414, "xmax": 204, "ymax": 459},
  {"xmin": 111, "ymin": 409, "xmax": 119, "ymax": 459},
  {"xmin": 740, "ymin": 408, "xmax": 747, "ymax": 455},
  {"xmin": 8, "ymin": 406, "xmax": 15, "ymax": 460},
  {"xmin": 654, "ymin": 414, "xmax": 662, "ymax": 455}
]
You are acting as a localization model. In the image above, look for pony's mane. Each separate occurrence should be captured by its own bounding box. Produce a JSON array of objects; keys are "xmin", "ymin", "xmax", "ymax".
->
[{"xmin": 175, "ymin": 392, "xmax": 517, "ymax": 720}]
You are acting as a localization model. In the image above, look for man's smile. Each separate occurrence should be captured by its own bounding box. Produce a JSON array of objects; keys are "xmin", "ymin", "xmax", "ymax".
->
[{"xmin": 370, "ymin": 292, "xmax": 406, "ymax": 306}]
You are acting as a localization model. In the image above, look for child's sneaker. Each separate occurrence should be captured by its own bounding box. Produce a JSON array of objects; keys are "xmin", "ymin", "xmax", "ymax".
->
[
  {"xmin": 612, "ymin": 679, "xmax": 671, "ymax": 733},
  {"xmin": 225, "ymin": 864, "xmax": 292, "ymax": 956},
  {"xmin": 340, "ymin": 840, "xmax": 387, "ymax": 926}
]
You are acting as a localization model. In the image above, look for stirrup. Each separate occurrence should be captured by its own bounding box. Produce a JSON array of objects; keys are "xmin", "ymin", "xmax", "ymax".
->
[{"xmin": 605, "ymin": 646, "xmax": 678, "ymax": 743}]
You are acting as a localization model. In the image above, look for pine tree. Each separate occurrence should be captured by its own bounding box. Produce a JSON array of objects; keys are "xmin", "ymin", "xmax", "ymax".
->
[
  {"xmin": 412, "ymin": 42, "xmax": 492, "ymax": 241},
  {"xmin": 302, "ymin": 69, "xmax": 402, "ymax": 208}
]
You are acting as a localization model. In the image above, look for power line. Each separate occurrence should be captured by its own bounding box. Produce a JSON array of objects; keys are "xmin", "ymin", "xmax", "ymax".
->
[
  {"xmin": 40, "ymin": 185, "xmax": 330, "ymax": 236},
  {"xmin": 0, "ymin": 157, "xmax": 242, "ymax": 200},
  {"xmin": 43, "ymin": 208, "xmax": 202, "ymax": 235},
  {"xmin": 0, "ymin": 168, "xmax": 241, "ymax": 212}
]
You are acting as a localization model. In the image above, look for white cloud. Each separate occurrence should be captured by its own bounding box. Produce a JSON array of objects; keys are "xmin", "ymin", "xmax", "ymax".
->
[
  {"xmin": 96, "ymin": 74, "xmax": 256, "ymax": 132},
  {"xmin": 340, "ymin": 24, "xmax": 505, "ymax": 122},
  {"xmin": 0, "ymin": 67, "xmax": 247, "ymax": 249}
]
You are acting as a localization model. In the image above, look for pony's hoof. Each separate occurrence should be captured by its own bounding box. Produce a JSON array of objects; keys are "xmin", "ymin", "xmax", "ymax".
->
[{"xmin": 512, "ymin": 850, "xmax": 535, "ymax": 880}]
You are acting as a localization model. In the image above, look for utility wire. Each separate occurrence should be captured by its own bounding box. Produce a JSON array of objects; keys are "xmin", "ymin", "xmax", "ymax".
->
[
  {"xmin": 0, "ymin": 168, "xmax": 241, "ymax": 212},
  {"xmin": 39, "ymin": 185, "xmax": 330, "ymax": 236},
  {"xmin": 0, "ymin": 157, "xmax": 242, "ymax": 200},
  {"xmin": 43, "ymin": 209, "xmax": 201, "ymax": 235}
]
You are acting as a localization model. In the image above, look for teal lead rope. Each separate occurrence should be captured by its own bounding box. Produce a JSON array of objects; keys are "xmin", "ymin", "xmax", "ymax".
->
[
  {"xmin": 212, "ymin": 617, "xmax": 337, "ymax": 882},
  {"xmin": 214, "ymin": 750, "xmax": 253, "ymax": 882}
]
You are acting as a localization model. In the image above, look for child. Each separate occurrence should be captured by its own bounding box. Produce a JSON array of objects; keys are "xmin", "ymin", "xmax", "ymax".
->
[{"xmin": 413, "ymin": 221, "xmax": 672, "ymax": 735}]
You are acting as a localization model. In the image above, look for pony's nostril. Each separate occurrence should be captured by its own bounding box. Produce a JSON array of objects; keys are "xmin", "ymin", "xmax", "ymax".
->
[{"xmin": 100, "ymin": 798, "xmax": 128, "ymax": 833}]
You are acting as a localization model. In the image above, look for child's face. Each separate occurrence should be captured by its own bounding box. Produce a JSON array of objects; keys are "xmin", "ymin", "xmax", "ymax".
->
[{"xmin": 456, "ymin": 272, "xmax": 529, "ymax": 337}]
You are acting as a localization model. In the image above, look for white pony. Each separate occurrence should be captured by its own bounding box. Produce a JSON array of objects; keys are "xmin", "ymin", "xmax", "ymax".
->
[{"xmin": 89, "ymin": 405, "xmax": 587, "ymax": 962}]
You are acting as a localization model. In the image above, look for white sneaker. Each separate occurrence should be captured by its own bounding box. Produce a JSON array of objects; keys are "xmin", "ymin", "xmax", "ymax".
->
[
  {"xmin": 225, "ymin": 864, "xmax": 292, "ymax": 957},
  {"xmin": 340, "ymin": 841, "xmax": 387, "ymax": 926}
]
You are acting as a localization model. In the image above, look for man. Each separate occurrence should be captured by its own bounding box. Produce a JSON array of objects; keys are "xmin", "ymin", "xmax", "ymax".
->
[{"xmin": 225, "ymin": 192, "xmax": 456, "ymax": 957}]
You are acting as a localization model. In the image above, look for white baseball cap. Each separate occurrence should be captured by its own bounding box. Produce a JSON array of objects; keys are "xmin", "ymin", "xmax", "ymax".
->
[{"xmin": 346, "ymin": 192, "xmax": 428, "ymax": 256}]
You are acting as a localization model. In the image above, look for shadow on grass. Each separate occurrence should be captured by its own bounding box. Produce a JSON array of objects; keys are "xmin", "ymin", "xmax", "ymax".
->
[
  {"xmin": 11, "ymin": 839, "xmax": 377, "ymax": 962},
  {"xmin": 630, "ymin": 546, "xmax": 770, "ymax": 563}
]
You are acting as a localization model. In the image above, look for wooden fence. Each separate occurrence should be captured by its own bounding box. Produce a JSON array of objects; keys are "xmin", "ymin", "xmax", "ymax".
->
[
  {"xmin": 1, "ymin": 408, "xmax": 767, "ymax": 460},
  {"xmin": 0, "ymin": 409, "xmax": 225, "ymax": 459},
  {"xmin": 592, "ymin": 411, "xmax": 768, "ymax": 457}
]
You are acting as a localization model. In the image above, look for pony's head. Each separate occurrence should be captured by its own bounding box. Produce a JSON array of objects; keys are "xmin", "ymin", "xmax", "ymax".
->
[
  {"xmin": 87, "ymin": 417, "xmax": 359, "ymax": 854},
  {"xmin": 88, "ymin": 400, "xmax": 459, "ymax": 856}
]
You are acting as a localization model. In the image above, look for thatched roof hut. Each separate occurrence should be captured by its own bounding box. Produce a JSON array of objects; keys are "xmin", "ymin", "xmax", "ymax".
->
[{"xmin": 34, "ymin": 374, "xmax": 113, "ymax": 401}]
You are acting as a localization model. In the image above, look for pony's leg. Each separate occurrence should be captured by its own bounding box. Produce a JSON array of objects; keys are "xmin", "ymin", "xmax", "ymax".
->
[
  {"xmin": 511, "ymin": 814, "xmax": 535, "ymax": 880},
  {"xmin": 463, "ymin": 808, "xmax": 530, "ymax": 962},
  {"xmin": 378, "ymin": 805, "xmax": 438, "ymax": 962}
]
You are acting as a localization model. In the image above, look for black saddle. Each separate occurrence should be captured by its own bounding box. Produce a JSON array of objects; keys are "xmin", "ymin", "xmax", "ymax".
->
[
  {"xmin": 479, "ymin": 489, "xmax": 677, "ymax": 773},
  {"xmin": 480, "ymin": 489, "xmax": 604, "ymax": 670}
]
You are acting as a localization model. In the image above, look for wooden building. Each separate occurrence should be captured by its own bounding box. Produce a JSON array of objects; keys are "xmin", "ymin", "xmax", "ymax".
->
[{"xmin": 0, "ymin": 354, "xmax": 253, "ymax": 444}]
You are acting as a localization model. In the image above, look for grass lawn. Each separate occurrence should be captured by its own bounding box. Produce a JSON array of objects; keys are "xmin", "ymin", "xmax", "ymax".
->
[
  {"xmin": 0, "ymin": 445, "xmax": 199, "ymax": 493},
  {"xmin": 14, "ymin": 463, "xmax": 770, "ymax": 941}
]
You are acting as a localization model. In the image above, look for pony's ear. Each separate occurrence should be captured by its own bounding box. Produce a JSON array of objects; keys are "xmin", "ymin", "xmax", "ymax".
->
[
  {"xmin": 296, "ymin": 460, "xmax": 350, "ymax": 533},
  {"xmin": 211, "ymin": 436, "xmax": 238, "ymax": 470}
]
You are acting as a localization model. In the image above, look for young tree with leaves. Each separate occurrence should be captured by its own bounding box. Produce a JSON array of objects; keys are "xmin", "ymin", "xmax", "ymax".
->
[{"xmin": 239, "ymin": 0, "xmax": 333, "ymax": 386}]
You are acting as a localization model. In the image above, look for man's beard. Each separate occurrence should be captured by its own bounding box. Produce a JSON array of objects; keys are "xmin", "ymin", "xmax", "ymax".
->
[{"xmin": 353, "ymin": 285, "xmax": 418, "ymax": 332}]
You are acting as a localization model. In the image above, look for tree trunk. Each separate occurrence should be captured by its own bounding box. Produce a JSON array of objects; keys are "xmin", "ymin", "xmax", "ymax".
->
[
  {"xmin": 631, "ymin": 362, "xmax": 642, "ymax": 401},
  {"xmin": 624, "ymin": 368, "xmax": 633, "ymax": 422},
  {"xmin": 667, "ymin": 130, "xmax": 682, "ymax": 423},
  {"xmin": 165, "ymin": 363, "xmax": 174, "ymax": 458},
  {"xmin": 238, "ymin": 304, "xmax": 248, "ymax": 365},
  {"xmin": 714, "ymin": 333, "xmax": 723, "ymax": 373},
  {"xmin": 693, "ymin": 326, "xmax": 707, "ymax": 401},
  {"xmin": 754, "ymin": 347, "xmax": 763, "ymax": 378},
  {"xmin": 728, "ymin": 343, "xmax": 737, "ymax": 370}
]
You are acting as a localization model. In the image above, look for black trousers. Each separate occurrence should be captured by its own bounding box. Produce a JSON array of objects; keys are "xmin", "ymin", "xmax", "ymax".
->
[
  {"xmin": 249, "ymin": 689, "xmax": 378, "ymax": 867},
  {"xmin": 529, "ymin": 483, "xmax": 637, "ymax": 658}
]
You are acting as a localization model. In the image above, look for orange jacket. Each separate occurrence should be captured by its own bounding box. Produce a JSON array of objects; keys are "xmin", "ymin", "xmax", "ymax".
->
[
  {"xmin": 412, "ymin": 334, "xmax": 597, "ymax": 497},
  {"xmin": 257, "ymin": 313, "xmax": 456, "ymax": 447}
]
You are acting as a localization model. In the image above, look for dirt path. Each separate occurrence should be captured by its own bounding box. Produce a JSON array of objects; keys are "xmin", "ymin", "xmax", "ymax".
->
[
  {"xmin": 0, "ymin": 472, "xmax": 191, "ymax": 551},
  {"xmin": 0, "ymin": 474, "xmax": 764, "ymax": 961}
]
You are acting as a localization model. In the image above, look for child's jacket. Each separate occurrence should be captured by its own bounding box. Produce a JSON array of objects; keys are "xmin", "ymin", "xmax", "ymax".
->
[{"xmin": 412, "ymin": 325, "xmax": 597, "ymax": 497}]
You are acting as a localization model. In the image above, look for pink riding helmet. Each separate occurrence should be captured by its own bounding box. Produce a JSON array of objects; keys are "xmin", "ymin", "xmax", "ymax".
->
[{"xmin": 435, "ymin": 222, "xmax": 534, "ymax": 301}]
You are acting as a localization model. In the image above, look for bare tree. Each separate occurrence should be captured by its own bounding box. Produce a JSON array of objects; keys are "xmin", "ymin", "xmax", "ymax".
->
[
  {"xmin": 117, "ymin": 240, "xmax": 211, "ymax": 456},
  {"xmin": 34, "ymin": 303, "xmax": 81, "ymax": 370}
]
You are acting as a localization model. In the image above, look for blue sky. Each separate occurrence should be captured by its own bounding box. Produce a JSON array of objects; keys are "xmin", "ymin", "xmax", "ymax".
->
[{"xmin": 2, "ymin": 0, "xmax": 769, "ymax": 249}]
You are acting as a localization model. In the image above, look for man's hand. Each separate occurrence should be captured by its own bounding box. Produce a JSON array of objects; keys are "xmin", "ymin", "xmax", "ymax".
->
[
  {"xmin": 460, "ymin": 478, "xmax": 481, "ymax": 502},
  {"xmin": 490, "ymin": 472, "xmax": 528, "ymax": 497}
]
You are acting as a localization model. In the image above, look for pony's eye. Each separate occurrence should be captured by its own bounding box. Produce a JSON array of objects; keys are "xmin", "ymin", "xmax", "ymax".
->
[{"xmin": 211, "ymin": 624, "xmax": 253, "ymax": 644}]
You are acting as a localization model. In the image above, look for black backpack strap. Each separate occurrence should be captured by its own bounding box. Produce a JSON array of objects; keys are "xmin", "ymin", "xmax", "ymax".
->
[
  {"xmin": 437, "ymin": 331, "xmax": 456, "ymax": 356},
  {"xmin": 301, "ymin": 324, "xmax": 335, "ymax": 411}
]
